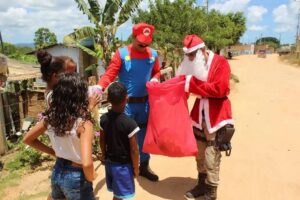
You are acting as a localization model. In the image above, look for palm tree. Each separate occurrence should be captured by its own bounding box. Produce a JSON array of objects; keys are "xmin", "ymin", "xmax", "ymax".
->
[{"xmin": 64, "ymin": 0, "xmax": 142, "ymax": 69}]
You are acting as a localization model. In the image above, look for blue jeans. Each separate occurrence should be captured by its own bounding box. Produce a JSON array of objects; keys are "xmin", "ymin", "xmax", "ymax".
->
[
  {"xmin": 50, "ymin": 158, "xmax": 95, "ymax": 200},
  {"xmin": 125, "ymin": 102, "xmax": 150, "ymax": 162}
]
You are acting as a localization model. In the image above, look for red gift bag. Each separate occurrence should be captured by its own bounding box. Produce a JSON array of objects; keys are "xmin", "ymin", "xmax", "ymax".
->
[{"xmin": 143, "ymin": 76, "xmax": 198, "ymax": 157}]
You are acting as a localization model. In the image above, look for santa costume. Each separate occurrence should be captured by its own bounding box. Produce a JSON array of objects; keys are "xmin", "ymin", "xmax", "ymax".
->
[{"xmin": 182, "ymin": 35, "xmax": 234, "ymax": 133}]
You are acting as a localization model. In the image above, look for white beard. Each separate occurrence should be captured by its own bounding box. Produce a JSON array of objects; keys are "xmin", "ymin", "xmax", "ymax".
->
[{"xmin": 176, "ymin": 51, "xmax": 208, "ymax": 81}]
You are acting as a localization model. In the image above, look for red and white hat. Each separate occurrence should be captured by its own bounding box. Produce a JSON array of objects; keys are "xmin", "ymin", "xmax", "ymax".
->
[
  {"xmin": 133, "ymin": 23, "xmax": 155, "ymax": 45},
  {"xmin": 183, "ymin": 34, "xmax": 205, "ymax": 54}
]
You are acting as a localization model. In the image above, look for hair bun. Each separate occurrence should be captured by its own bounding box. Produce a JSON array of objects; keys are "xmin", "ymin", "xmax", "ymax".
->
[{"xmin": 37, "ymin": 49, "xmax": 52, "ymax": 66}]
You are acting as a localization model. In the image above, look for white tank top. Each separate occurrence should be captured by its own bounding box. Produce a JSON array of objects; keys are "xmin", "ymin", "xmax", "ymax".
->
[{"xmin": 46, "ymin": 118, "xmax": 83, "ymax": 164}]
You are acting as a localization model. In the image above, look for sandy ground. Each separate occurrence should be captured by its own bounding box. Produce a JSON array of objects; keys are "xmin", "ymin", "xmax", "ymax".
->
[{"xmin": 2, "ymin": 54, "xmax": 300, "ymax": 200}]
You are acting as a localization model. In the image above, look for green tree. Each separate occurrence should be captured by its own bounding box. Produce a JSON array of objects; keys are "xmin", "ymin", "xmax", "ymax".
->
[
  {"xmin": 132, "ymin": 0, "xmax": 246, "ymax": 52},
  {"xmin": 2, "ymin": 42, "xmax": 37, "ymax": 63},
  {"xmin": 255, "ymin": 37, "xmax": 280, "ymax": 49},
  {"xmin": 64, "ymin": 0, "xmax": 143, "ymax": 69},
  {"xmin": 133, "ymin": 0, "xmax": 206, "ymax": 48},
  {"xmin": 34, "ymin": 28, "xmax": 57, "ymax": 49}
]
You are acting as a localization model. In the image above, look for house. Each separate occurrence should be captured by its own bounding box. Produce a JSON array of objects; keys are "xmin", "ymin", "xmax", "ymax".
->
[
  {"xmin": 1, "ymin": 57, "xmax": 43, "ymax": 137},
  {"xmin": 223, "ymin": 44, "xmax": 255, "ymax": 57},
  {"xmin": 254, "ymin": 44, "xmax": 275, "ymax": 54},
  {"xmin": 28, "ymin": 44, "xmax": 98, "ymax": 79}
]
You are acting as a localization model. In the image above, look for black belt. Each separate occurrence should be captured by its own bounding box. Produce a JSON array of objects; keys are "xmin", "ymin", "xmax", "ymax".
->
[
  {"xmin": 127, "ymin": 96, "xmax": 148, "ymax": 103},
  {"xmin": 208, "ymin": 96, "xmax": 228, "ymax": 100},
  {"xmin": 194, "ymin": 131, "xmax": 216, "ymax": 147},
  {"xmin": 138, "ymin": 123, "xmax": 148, "ymax": 129}
]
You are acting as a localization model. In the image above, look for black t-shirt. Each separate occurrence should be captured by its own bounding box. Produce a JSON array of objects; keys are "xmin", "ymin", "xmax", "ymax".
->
[{"xmin": 100, "ymin": 110, "xmax": 139, "ymax": 164}]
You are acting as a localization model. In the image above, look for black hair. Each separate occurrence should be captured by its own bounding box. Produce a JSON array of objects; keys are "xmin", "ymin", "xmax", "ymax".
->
[
  {"xmin": 44, "ymin": 73, "xmax": 93, "ymax": 136},
  {"xmin": 107, "ymin": 82, "xmax": 127, "ymax": 105},
  {"xmin": 36, "ymin": 50, "xmax": 65, "ymax": 82}
]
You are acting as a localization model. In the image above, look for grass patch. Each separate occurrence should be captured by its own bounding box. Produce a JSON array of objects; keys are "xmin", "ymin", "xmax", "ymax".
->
[
  {"xmin": 279, "ymin": 53, "xmax": 300, "ymax": 67},
  {"xmin": 0, "ymin": 171, "xmax": 21, "ymax": 198},
  {"xmin": 17, "ymin": 191, "xmax": 49, "ymax": 200}
]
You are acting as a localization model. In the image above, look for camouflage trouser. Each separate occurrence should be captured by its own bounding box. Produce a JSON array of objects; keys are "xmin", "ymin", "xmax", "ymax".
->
[{"xmin": 194, "ymin": 121, "xmax": 222, "ymax": 187}]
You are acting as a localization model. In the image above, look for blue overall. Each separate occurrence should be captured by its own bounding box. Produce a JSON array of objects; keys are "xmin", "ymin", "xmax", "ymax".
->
[{"xmin": 119, "ymin": 47, "xmax": 157, "ymax": 162}]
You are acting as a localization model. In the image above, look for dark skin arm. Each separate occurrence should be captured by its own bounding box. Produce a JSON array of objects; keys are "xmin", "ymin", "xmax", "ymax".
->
[
  {"xmin": 23, "ymin": 120, "xmax": 55, "ymax": 157},
  {"xmin": 99, "ymin": 130, "xmax": 106, "ymax": 164},
  {"xmin": 129, "ymin": 134, "xmax": 139, "ymax": 177}
]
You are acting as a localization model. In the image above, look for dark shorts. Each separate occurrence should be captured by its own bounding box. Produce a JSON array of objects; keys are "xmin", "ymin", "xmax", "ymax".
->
[
  {"xmin": 51, "ymin": 158, "xmax": 95, "ymax": 200},
  {"xmin": 105, "ymin": 160, "xmax": 135, "ymax": 199}
]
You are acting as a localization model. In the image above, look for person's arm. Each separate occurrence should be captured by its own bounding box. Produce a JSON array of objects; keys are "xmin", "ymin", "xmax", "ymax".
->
[
  {"xmin": 23, "ymin": 120, "xmax": 55, "ymax": 157},
  {"xmin": 98, "ymin": 51, "xmax": 122, "ymax": 90},
  {"xmin": 99, "ymin": 130, "xmax": 106, "ymax": 164},
  {"xmin": 78, "ymin": 120, "xmax": 95, "ymax": 182},
  {"xmin": 88, "ymin": 93, "xmax": 101, "ymax": 111},
  {"xmin": 185, "ymin": 59, "xmax": 231, "ymax": 98},
  {"xmin": 127, "ymin": 121, "xmax": 140, "ymax": 177},
  {"xmin": 150, "ymin": 56, "xmax": 161, "ymax": 82},
  {"xmin": 129, "ymin": 134, "xmax": 139, "ymax": 177}
]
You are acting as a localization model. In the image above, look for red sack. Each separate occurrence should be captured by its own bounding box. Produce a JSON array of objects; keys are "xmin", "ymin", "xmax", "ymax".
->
[{"xmin": 143, "ymin": 76, "xmax": 198, "ymax": 157}]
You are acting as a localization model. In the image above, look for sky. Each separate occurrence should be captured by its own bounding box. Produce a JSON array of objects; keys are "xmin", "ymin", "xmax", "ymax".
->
[{"xmin": 0, "ymin": 0, "xmax": 299, "ymax": 45}]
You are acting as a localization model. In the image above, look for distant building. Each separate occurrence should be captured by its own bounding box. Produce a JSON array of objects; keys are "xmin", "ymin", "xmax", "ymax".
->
[
  {"xmin": 28, "ymin": 44, "xmax": 98, "ymax": 79},
  {"xmin": 254, "ymin": 44, "xmax": 275, "ymax": 54},
  {"xmin": 222, "ymin": 44, "xmax": 254, "ymax": 58}
]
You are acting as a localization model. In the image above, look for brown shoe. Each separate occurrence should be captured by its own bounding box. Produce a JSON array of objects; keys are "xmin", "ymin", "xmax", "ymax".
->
[
  {"xmin": 204, "ymin": 184, "xmax": 217, "ymax": 200},
  {"xmin": 184, "ymin": 173, "xmax": 207, "ymax": 199}
]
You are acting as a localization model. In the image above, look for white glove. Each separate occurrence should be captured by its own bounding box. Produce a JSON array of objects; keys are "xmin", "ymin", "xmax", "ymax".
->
[{"xmin": 150, "ymin": 78, "xmax": 159, "ymax": 83}]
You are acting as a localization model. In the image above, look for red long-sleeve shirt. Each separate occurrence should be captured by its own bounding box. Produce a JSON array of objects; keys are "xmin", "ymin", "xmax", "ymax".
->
[{"xmin": 98, "ymin": 45, "xmax": 161, "ymax": 89}]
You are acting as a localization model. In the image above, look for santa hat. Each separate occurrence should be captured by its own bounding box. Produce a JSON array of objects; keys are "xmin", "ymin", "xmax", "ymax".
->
[{"xmin": 183, "ymin": 35, "xmax": 205, "ymax": 54}]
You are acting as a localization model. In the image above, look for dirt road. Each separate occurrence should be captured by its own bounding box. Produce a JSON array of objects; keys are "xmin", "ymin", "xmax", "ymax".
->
[{"xmin": 2, "ymin": 54, "xmax": 300, "ymax": 200}]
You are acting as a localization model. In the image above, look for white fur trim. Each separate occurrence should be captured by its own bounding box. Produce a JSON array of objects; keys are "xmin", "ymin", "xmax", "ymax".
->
[
  {"xmin": 150, "ymin": 78, "xmax": 159, "ymax": 82},
  {"xmin": 192, "ymin": 120, "xmax": 202, "ymax": 129},
  {"xmin": 206, "ymin": 51, "xmax": 214, "ymax": 70},
  {"xmin": 185, "ymin": 75, "xmax": 192, "ymax": 92},
  {"xmin": 199, "ymin": 99, "xmax": 204, "ymax": 127},
  {"xmin": 208, "ymin": 119, "xmax": 234, "ymax": 133},
  {"xmin": 203, "ymin": 99, "xmax": 234, "ymax": 133},
  {"xmin": 128, "ymin": 127, "xmax": 140, "ymax": 138},
  {"xmin": 183, "ymin": 43, "xmax": 205, "ymax": 54}
]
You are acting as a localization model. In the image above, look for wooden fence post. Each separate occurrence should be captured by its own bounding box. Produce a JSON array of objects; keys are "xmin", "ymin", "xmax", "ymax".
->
[{"xmin": 0, "ymin": 92, "xmax": 7, "ymax": 155}]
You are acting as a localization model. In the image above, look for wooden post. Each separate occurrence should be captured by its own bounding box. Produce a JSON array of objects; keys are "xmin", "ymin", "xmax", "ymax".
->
[{"xmin": 0, "ymin": 92, "xmax": 7, "ymax": 155}]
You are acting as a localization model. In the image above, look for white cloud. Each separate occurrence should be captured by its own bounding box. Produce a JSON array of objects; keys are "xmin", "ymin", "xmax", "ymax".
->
[
  {"xmin": 0, "ymin": 0, "xmax": 93, "ymax": 43},
  {"xmin": 247, "ymin": 6, "xmax": 268, "ymax": 23},
  {"xmin": 272, "ymin": 1, "xmax": 300, "ymax": 33},
  {"xmin": 210, "ymin": 0, "xmax": 250, "ymax": 13},
  {"xmin": 248, "ymin": 25, "xmax": 267, "ymax": 32}
]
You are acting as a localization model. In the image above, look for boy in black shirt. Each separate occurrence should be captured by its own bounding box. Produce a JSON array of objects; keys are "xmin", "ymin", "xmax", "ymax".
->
[{"xmin": 100, "ymin": 82, "xmax": 139, "ymax": 200}]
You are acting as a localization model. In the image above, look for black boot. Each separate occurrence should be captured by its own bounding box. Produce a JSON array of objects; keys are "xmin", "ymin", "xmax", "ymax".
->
[
  {"xmin": 204, "ymin": 184, "xmax": 217, "ymax": 200},
  {"xmin": 139, "ymin": 160, "xmax": 159, "ymax": 182},
  {"xmin": 184, "ymin": 173, "xmax": 207, "ymax": 199}
]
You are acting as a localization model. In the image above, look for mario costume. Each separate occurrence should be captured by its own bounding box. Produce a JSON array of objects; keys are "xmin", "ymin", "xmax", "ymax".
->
[
  {"xmin": 181, "ymin": 35, "xmax": 234, "ymax": 200},
  {"xmin": 98, "ymin": 23, "xmax": 160, "ymax": 182}
]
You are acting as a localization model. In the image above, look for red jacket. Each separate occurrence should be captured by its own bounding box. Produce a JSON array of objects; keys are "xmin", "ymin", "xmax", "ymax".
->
[{"xmin": 185, "ymin": 52, "xmax": 233, "ymax": 133}]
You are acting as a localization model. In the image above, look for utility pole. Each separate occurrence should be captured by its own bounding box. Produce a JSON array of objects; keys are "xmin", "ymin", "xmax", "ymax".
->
[
  {"xmin": 204, "ymin": 0, "xmax": 209, "ymax": 14},
  {"xmin": 295, "ymin": 0, "xmax": 300, "ymax": 57},
  {"xmin": 296, "ymin": 10, "xmax": 300, "ymax": 46},
  {"xmin": 0, "ymin": 31, "xmax": 4, "ymax": 54}
]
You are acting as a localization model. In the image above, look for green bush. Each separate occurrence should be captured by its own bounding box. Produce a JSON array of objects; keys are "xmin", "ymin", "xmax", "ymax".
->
[{"xmin": 5, "ymin": 134, "xmax": 51, "ymax": 171}]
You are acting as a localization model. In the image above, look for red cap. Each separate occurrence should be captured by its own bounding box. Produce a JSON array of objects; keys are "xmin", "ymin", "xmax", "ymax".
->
[
  {"xmin": 183, "ymin": 34, "xmax": 205, "ymax": 53},
  {"xmin": 132, "ymin": 23, "xmax": 155, "ymax": 45}
]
